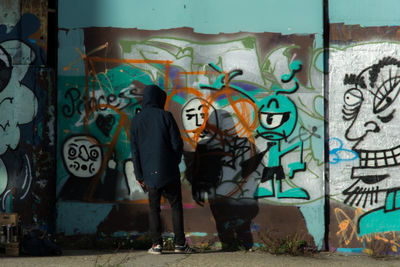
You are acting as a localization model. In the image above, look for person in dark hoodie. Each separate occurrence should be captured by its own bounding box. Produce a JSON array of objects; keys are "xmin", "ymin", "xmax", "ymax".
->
[{"xmin": 130, "ymin": 84, "xmax": 192, "ymax": 254}]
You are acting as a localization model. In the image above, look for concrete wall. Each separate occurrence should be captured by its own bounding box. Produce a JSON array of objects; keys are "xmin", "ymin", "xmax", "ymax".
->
[
  {"xmin": 0, "ymin": 0, "xmax": 56, "ymax": 228},
  {"xmin": 328, "ymin": 0, "xmax": 400, "ymax": 255},
  {"xmin": 57, "ymin": 0, "xmax": 324, "ymax": 249}
]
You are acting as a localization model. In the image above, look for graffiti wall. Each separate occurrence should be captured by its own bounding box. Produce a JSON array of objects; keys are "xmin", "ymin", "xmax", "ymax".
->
[
  {"xmin": 57, "ymin": 0, "xmax": 324, "ymax": 249},
  {"xmin": 0, "ymin": 0, "xmax": 56, "ymax": 229},
  {"xmin": 328, "ymin": 0, "xmax": 400, "ymax": 254}
]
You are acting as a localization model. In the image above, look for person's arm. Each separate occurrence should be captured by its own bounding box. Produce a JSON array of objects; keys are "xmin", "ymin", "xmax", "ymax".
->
[
  {"xmin": 130, "ymin": 121, "xmax": 144, "ymax": 181},
  {"xmin": 167, "ymin": 112, "xmax": 183, "ymax": 163}
]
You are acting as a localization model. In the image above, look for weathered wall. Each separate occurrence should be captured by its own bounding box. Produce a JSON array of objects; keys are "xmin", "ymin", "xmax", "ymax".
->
[
  {"xmin": 0, "ymin": 0, "xmax": 56, "ymax": 229},
  {"xmin": 57, "ymin": 0, "xmax": 324, "ymax": 249},
  {"xmin": 328, "ymin": 0, "xmax": 400, "ymax": 254}
]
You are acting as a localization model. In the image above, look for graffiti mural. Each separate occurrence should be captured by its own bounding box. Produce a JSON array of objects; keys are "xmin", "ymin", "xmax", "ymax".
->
[
  {"xmin": 222, "ymin": 61, "xmax": 309, "ymax": 200},
  {"xmin": 0, "ymin": 40, "xmax": 37, "ymax": 209},
  {"xmin": 0, "ymin": 9, "xmax": 55, "ymax": 229},
  {"xmin": 330, "ymin": 43, "xmax": 400, "ymax": 239},
  {"xmin": 59, "ymin": 134, "xmax": 120, "ymax": 201},
  {"xmin": 58, "ymin": 28, "xmax": 324, "ymax": 247}
]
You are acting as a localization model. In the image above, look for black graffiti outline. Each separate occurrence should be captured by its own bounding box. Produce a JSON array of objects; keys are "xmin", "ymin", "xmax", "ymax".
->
[
  {"xmin": 61, "ymin": 134, "xmax": 104, "ymax": 178},
  {"xmin": 342, "ymin": 56, "xmax": 400, "ymax": 209},
  {"xmin": 0, "ymin": 121, "xmax": 10, "ymax": 131},
  {"xmin": 222, "ymin": 136, "xmax": 251, "ymax": 170},
  {"xmin": 61, "ymin": 87, "xmax": 142, "ymax": 118},
  {"xmin": 287, "ymin": 125, "xmax": 321, "ymax": 144},
  {"xmin": 0, "ymin": 45, "xmax": 13, "ymax": 93},
  {"xmin": 95, "ymin": 114, "xmax": 116, "ymax": 137}
]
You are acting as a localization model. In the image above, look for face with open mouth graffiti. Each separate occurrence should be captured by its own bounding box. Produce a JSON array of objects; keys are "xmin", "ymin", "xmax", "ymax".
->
[
  {"xmin": 257, "ymin": 94, "xmax": 297, "ymax": 141},
  {"xmin": 342, "ymin": 57, "xmax": 400, "ymax": 206},
  {"xmin": 62, "ymin": 135, "xmax": 103, "ymax": 178}
]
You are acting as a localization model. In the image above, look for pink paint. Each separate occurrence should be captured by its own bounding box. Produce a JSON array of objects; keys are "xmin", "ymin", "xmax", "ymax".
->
[
  {"xmin": 183, "ymin": 203, "xmax": 196, "ymax": 209},
  {"xmin": 290, "ymin": 53, "xmax": 297, "ymax": 63}
]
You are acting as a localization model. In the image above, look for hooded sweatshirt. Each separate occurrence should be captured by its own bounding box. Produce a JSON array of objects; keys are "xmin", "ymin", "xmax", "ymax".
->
[{"xmin": 130, "ymin": 84, "xmax": 183, "ymax": 189}]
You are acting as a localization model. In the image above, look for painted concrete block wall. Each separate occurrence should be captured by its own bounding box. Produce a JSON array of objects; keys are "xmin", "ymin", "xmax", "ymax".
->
[
  {"xmin": 328, "ymin": 0, "xmax": 400, "ymax": 254},
  {"xmin": 57, "ymin": 0, "xmax": 324, "ymax": 248},
  {"xmin": 0, "ymin": 0, "xmax": 56, "ymax": 227}
]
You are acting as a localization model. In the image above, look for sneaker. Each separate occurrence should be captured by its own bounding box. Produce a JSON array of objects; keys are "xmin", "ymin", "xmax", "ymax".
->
[
  {"xmin": 148, "ymin": 244, "xmax": 162, "ymax": 255},
  {"xmin": 174, "ymin": 243, "xmax": 194, "ymax": 253}
]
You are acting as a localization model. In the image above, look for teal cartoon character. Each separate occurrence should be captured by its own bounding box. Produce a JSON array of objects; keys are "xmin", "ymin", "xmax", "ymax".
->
[{"xmin": 201, "ymin": 61, "xmax": 309, "ymax": 199}]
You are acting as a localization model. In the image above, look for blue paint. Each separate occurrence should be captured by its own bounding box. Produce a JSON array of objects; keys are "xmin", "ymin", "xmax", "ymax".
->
[
  {"xmin": 188, "ymin": 232, "xmax": 208, "ymax": 237},
  {"xmin": 111, "ymin": 231, "xmax": 145, "ymax": 238},
  {"xmin": 112, "ymin": 231, "xmax": 128, "ymax": 238},
  {"xmin": 56, "ymin": 201, "xmax": 114, "ymax": 235},
  {"xmin": 250, "ymin": 222, "xmax": 260, "ymax": 232},
  {"xmin": 299, "ymin": 199, "xmax": 324, "ymax": 249},
  {"xmin": 59, "ymin": 0, "xmax": 322, "ymax": 35},
  {"xmin": 330, "ymin": 0, "xmax": 400, "ymax": 27},
  {"xmin": 329, "ymin": 138, "xmax": 359, "ymax": 164},
  {"xmin": 336, "ymin": 247, "xmax": 363, "ymax": 254}
]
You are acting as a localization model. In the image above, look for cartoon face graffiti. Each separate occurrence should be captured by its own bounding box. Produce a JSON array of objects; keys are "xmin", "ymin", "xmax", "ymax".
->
[
  {"xmin": 257, "ymin": 94, "xmax": 297, "ymax": 141},
  {"xmin": 62, "ymin": 135, "xmax": 103, "ymax": 178},
  {"xmin": 181, "ymin": 98, "xmax": 217, "ymax": 141},
  {"xmin": 342, "ymin": 57, "xmax": 400, "ymax": 206}
]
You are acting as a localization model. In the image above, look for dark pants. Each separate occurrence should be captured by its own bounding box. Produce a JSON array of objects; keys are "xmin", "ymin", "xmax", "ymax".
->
[{"xmin": 148, "ymin": 179, "xmax": 185, "ymax": 246}]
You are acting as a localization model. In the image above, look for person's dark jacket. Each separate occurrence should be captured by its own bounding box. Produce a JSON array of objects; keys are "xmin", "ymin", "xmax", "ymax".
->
[{"xmin": 130, "ymin": 84, "xmax": 183, "ymax": 189}]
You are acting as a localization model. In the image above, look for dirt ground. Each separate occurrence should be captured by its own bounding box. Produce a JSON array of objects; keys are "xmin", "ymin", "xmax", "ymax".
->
[{"xmin": 1, "ymin": 250, "xmax": 400, "ymax": 267}]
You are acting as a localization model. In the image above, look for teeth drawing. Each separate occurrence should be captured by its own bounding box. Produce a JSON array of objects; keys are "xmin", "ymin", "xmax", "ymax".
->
[{"xmin": 357, "ymin": 145, "xmax": 400, "ymax": 168}]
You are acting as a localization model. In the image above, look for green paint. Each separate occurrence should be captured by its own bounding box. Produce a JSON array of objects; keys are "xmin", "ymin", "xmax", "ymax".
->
[{"xmin": 241, "ymin": 37, "xmax": 256, "ymax": 50}]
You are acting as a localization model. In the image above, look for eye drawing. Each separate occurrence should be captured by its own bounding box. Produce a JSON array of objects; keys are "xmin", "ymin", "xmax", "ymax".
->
[
  {"xmin": 68, "ymin": 147, "xmax": 77, "ymax": 159},
  {"xmin": 186, "ymin": 114, "xmax": 195, "ymax": 120},
  {"xmin": 377, "ymin": 109, "xmax": 395, "ymax": 123},
  {"xmin": 90, "ymin": 149, "xmax": 99, "ymax": 160},
  {"xmin": 373, "ymin": 67, "xmax": 400, "ymax": 113},
  {"xmin": 343, "ymin": 88, "xmax": 363, "ymax": 121},
  {"xmin": 344, "ymin": 88, "xmax": 363, "ymax": 106},
  {"xmin": 260, "ymin": 112, "xmax": 290, "ymax": 129}
]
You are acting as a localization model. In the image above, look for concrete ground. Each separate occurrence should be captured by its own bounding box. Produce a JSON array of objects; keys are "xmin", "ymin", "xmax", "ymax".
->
[{"xmin": 1, "ymin": 250, "xmax": 400, "ymax": 267}]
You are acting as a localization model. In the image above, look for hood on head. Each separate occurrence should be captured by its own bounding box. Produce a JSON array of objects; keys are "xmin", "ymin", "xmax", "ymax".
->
[{"xmin": 142, "ymin": 84, "xmax": 166, "ymax": 109}]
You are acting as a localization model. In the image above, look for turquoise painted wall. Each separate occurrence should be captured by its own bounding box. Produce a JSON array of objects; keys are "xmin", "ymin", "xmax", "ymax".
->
[
  {"xmin": 330, "ymin": 0, "xmax": 400, "ymax": 26},
  {"xmin": 59, "ymin": 0, "xmax": 323, "ymax": 35}
]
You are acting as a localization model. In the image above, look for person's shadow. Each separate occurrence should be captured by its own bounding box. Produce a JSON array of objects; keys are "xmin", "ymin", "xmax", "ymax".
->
[{"xmin": 184, "ymin": 109, "xmax": 259, "ymax": 250}]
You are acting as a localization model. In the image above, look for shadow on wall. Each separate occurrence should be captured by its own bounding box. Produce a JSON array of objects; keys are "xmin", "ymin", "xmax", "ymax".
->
[{"xmin": 184, "ymin": 109, "xmax": 258, "ymax": 250}]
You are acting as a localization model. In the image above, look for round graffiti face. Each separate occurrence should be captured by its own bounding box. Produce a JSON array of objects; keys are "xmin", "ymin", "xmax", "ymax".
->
[
  {"xmin": 257, "ymin": 95, "xmax": 297, "ymax": 140},
  {"xmin": 181, "ymin": 98, "xmax": 217, "ymax": 140},
  {"xmin": 62, "ymin": 135, "xmax": 103, "ymax": 178}
]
